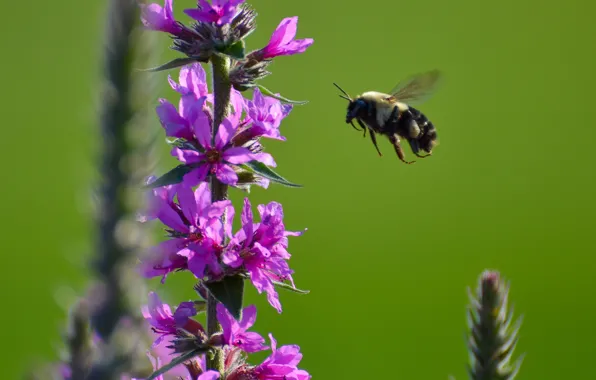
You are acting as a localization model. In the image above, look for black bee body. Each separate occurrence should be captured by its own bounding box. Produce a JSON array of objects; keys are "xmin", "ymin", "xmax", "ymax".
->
[
  {"xmin": 334, "ymin": 70, "xmax": 442, "ymax": 165},
  {"xmin": 395, "ymin": 106, "xmax": 438, "ymax": 157}
]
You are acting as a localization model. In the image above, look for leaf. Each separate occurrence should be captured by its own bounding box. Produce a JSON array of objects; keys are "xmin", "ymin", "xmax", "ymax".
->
[
  {"xmin": 257, "ymin": 84, "xmax": 308, "ymax": 105},
  {"xmin": 146, "ymin": 347, "xmax": 208, "ymax": 380},
  {"xmin": 243, "ymin": 161, "xmax": 303, "ymax": 188},
  {"xmin": 204, "ymin": 275, "xmax": 245, "ymax": 320},
  {"xmin": 272, "ymin": 280, "xmax": 310, "ymax": 294},
  {"xmin": 219, "ymin": 40, "xmax": 246, "ymax": 59},
  {"xmin": 146, "ymin": 164, "xmax": 196, "ymax": 189},
  {"xmin": 138, "ymin": 57, "xmax": 201, "ymax": 72},
  {"xmin": 193, "ymin": 300, "xmax": 207, "ymax": 313}
]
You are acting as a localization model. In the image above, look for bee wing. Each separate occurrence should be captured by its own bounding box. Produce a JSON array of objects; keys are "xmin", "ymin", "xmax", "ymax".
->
[{"xmin": 388, "ymin": 70, "xmax": 442, "ymax": 106}]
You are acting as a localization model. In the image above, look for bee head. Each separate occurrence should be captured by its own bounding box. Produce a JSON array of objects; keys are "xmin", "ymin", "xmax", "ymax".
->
[
  {"xmin": 333, "ymin": 82, "xmax": 368, "ymax": 123},
  {"xmin": 346, "ymin": 99, "xmax": 368, "ymax": 123}
]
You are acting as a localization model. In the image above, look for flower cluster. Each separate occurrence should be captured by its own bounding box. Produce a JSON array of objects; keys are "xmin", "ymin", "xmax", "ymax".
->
[
  {"xmin": 141, "ymin": 293, "xmax": 308, "ymax": 379},
  {"xmin": 139, "ymin": 180, "xmax": 303, "ymax": 312},
  {"xmin": 141, "ymin": 0, "xmax": 313, "ymax": 90},
  {"xmin": 136, "ymin": 1, "xmax": 313, "ymax": 378}
]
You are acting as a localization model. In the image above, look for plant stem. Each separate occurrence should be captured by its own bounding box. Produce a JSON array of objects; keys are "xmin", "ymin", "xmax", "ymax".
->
[
  {"xmin": 87, "ymin": 0, "xmax": 160, "ymax": 378},
  {"xmin": 207, "ymin": 54, "xmax": 232, "ymax": 373}
]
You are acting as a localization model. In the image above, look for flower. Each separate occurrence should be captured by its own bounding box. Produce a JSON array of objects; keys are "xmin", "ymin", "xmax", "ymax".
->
[
  {"xmin": 173, "ymin": 117, "xmax": 275, "ymax": 186},
  {"xmin": 140, "ymin": 0, "xmax": 182, "ymax": 35},
  {"xmin": 227, "ymin": 334, "xmax": 310, "ymax": 380},
  {"xmin": 217, "ymin": 304, "xmax": 268, "ymax": 353},
  {"xmin": 223, "ymin": 199, "xmax": 304, "ymax": 313},
  {"xmin": 198, "ymin": 371, "xmax": 221, "ymax": 380},
  {"xmin": 184, "ymin": 0, "xmax": 246, "ymax": 26},
  {"xmin": 139, "ymin": 183, "xmax": 233, "ymax": 281},
  {"xmin": 129, "ymin": 350, "xmax": 219, "ymax": 380},
  {"xmin": 142, "ymin": 292, "xmax": 199, "ymax": 346},
  {"xmin": 243, "ymin": 87, "xmax": 293, "ymax": 141},
  {"xmin": 168, "ymin": 63, "xmax": 210, "ymax": 122},
  {"xmin": 256, "ymin": 17, "xmax": 313, "ymax": 60}
]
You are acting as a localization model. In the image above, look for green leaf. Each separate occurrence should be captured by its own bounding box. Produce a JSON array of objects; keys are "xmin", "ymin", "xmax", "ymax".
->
[
  {"xmin": 219, "ymin": 40, "xmax": 245, "ymax": 59},
  {"xmin": 204, "ymin": 275, "xmax": 245, "ymax": 320},
  {"xmin": 272, "ymin": 280, "xmax": 310, "ymax": 294},
  {"xmin": 243, "ymin": 161, "xmax": 303, "ymax": 188},
  {"xmin": 193, "ymin": 300, "xmax": 207, "ymax": 313},
  {"xmin": 138, "ymin": 57, "xmax": 201, "ymax": 72},
  {"xmin": 257, "ymin": 85, "xmax": 308, "ymax": 105},
  {"xmin": 146, "ymin": 164, "xmax": 196, "ymax": 189},
  {"xmin": 146, "ymin": 348, "xmax": 208, "ymax": 380}
]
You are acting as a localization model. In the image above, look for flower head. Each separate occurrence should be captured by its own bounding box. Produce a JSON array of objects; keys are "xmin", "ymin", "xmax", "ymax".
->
[
  {"xmin": 140, "ymin": 0, "xmax": 182, "ymax": 34},
  {"xmin": 256, "ymin": 17, "xmax": 313, "ymax": 60},
  {"xmin": 241, "ymin": 87, "xmax": 293, "ymax": 141},
  {"xmin": 173, "ymin": 117, "xmax": 275, "ymax": 186},
  {"xmin": 139, "ymin": 183, "xmax": 233, "ymax": 281},
  {"xmin": 227, "ymin": 334, "xmax": 310, "ymax": 380},
  {"xmin": 223, "ymin": 199, "xmax": 304, "ymax": 313},
  {"xmin": 142, "ymin": 292, "xmax": 199, "ymax": 346},
  {"xmin": 217, "ymin": 304, "xmax": 268, "ymax": 353},
  {"xmin": 185, "ymin": 0, "xmax": 246, "ymax": 26}
]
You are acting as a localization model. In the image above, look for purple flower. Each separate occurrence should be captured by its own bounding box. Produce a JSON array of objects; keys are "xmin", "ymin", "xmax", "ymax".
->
[
  {"xmin": 173, "ymin": 117, "xmax": 275, "ymax": 186},
  {"xmin": 223, "ymin": 199, "xmax": 304, "ymax": 313},
  {"xmin": 140, "ymin": 0, "xmax": 182, "ymax": 35},
  {"xmin": 139, "ymin": 183, "xmax": 233, "ymax": 281},
  {"xmin": 198, "ymin": 371, "xmax": 221, "ymax": 380},
  {"xmin": 257, "ymin": 17, "xmax": 314, "ymax": 60},
  {"xmin": 139, "ymin": 240, "xmax": 189, "ymax": 283},
  {"xmin": 184, "ymin": 0, "xmax": 245, "ymax": 26},
  {"xmin": 243, "ymin": 87, "xmax": 293, "ymax": 141},
  {"xmin": 142, "ymin": 292, "xmax": 199, "ymax": 346},
  {"xmin": 228, "ymin": 334, "xmax": 310, "ymax": 380},
  {"xmin": 168, "ymin": 63, "xmax": 210, "ymax": 121},
  {"xmin": 254, "ymin": 334, "xmax": 310, "ymax": 380},
  {"xmin": 217, "ymin": 304, "xmax": 268, "ymax": 353}
]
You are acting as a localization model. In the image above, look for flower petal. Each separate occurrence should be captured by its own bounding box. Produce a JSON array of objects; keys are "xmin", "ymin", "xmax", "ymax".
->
[
  {"xmin": 193, "ymin": 113, "xmax": 213, "ymax": 149},
  {"xmin": 249, "ymin": 266, "xmax": 282, "ymax": 312},
  {"xmin": 215, "ymin": 118, "xmax": 237, "ymax": 149},
  {"xmin": 269, "ymin": 17, "xmax": 298, "ymax": 49},
  {"xmin": 172, "ymin": 147, "xmax": 202, "ymax": 164},
  {"xmin": 183, "ymin": 165, "xmax": 210, "ymax": 188},
  {"xmin": 215, "ymin": 163, "xmax": 239, "ymax": 185},
  {"xmin": 156, "ymin": 99, "xmax": 191, "ymax": 139},
  {"xmin": 222, "ymin": 147, "xmax": 253, "ymax": 164},
  {"xmin": 216, "ymin": 303, "xmax": 234, "ymax": 344},
  {"xmin": 222, "ymin": 248, "xmax": 243, "ymax": 268},
  {"xmin": 198, "ymin": 370, "xmax": 221, "ymax": 380},
  {"xmin": 156, "ymin": 203, "xmax": 188, "ymax": 233},
  {"xmin": 239, "ymin": 304, "xmax": 257, "ymax": 330},
  {"xmin": 252, "ymin": 152, "xmax": 277, "ymax": 167},
  {"xmin": 176, "ymin": 184, "xmax": 198, "ymax": 227}
]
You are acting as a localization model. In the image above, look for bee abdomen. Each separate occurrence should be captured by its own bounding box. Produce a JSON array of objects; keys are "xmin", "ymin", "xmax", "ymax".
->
[{"xmin": 410, "ymin": 107, "xmax": 438, "ymax": 153}]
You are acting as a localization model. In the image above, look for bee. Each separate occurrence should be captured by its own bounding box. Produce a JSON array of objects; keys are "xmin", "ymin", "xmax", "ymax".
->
[{"xmin": 334, "ymin": 70, "xmax": 442, "ymax": 164}]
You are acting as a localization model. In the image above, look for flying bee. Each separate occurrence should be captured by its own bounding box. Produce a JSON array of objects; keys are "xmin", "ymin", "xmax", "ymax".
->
[{"xmin": 334, "ymin": 70, "xmax": 442, "ymax": 164}]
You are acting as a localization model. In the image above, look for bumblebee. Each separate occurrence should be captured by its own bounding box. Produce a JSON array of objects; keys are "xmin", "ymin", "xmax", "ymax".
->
[{"xmin": 334, "ymin": 70, "xmax": 442, "ymax": 164}]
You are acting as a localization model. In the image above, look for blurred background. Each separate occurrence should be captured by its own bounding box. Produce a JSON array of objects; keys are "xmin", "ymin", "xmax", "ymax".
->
[{"xmin": 2, "ymin": 0, "xmax": 595, "ymax": 378}]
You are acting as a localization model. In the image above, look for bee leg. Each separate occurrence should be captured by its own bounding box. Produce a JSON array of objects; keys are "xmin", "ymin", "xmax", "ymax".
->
[
  {"xmin": 408, "ymin": 138, "xmax": 432, "ymax": 158},
  {"xmin": 355, "ymin": 119, "xmax": 367, "ymax": 138},
  {"xmin": 369, "ymin": 130, "xmax": 383, "ymax": 157},
  {"xmin": 390, "ymin": 134, "xmax": 415, "ymax": 164},
  {"xmin": 357, "ymin": 119, "xmax": 381, "ymax": 156},
  {"xmin": 349, "ymin": 120, "xmax": 361, "ymax": 132}
]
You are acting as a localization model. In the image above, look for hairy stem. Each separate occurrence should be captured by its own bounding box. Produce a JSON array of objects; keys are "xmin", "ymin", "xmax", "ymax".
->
[
  {"xmin": 207, "ymin": 54, "xmax": 232, "ymax": 373},
  {"xmin": 87, "ymin": 0, "xmax": 160, "ymax": 378}
]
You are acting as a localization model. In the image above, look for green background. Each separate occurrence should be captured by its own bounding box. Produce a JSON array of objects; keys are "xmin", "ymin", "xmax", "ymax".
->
[{"xmin": 3, "ymin": 0, "xmax": 595, "ymax": 378}]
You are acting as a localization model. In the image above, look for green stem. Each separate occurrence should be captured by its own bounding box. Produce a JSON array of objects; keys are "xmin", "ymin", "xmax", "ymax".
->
[{"xmin": 207, "ymin": 54, "xmax": 232, "ymax": 373}]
